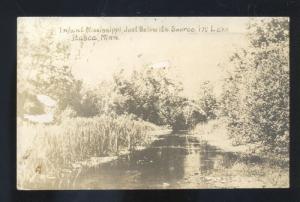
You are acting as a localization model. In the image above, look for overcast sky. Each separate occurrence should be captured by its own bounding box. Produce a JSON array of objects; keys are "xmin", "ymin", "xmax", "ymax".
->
[{"xmin": 19, "ymin": 17, "xmax": 254, "ymax": 97}]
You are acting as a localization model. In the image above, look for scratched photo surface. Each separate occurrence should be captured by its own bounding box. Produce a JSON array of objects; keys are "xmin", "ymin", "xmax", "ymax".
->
[{"xmin": 17, "ymin": 17, "xmax": 289, "ymax": 189}]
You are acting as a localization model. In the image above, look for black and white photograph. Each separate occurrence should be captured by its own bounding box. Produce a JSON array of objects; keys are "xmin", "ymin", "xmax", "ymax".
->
[{"xmin": 17, "ymin": 17, "xmax": 289, "ymax": 189}]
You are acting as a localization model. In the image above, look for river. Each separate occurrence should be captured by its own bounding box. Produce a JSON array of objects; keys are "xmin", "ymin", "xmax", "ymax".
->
[{"xmin": 69, "ymin": 131, "xmax": 287, "ymax": 189}]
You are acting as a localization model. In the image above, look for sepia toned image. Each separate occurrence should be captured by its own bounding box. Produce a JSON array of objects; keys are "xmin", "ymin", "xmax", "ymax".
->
[{"xmin": 17, "ymin": 17, "xmax": 289, "ymax": 189}]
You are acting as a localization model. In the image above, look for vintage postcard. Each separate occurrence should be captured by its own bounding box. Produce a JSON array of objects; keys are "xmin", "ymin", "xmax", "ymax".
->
[{"xmin": 17, "ymin": 17, "xmax": 289, "ymax": 189}]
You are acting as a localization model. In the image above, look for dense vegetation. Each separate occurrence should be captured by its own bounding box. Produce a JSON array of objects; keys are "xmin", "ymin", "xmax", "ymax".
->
[
  {"xmin": 17, "ymin": 115, "xmax": 157, "ymax": 188},
  {"xmin": 17, "ymin": 24, "xmax": 208, "ymax": 188},
  {"xmin": 17, "ymin": 18, "xmax": 289, "ymax": 188},
  {"xmin": 220, "ymin": 18, "xmax": 289, "ymax": 157}
]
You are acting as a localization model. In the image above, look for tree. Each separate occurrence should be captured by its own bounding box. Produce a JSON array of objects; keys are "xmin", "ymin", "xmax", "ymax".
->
[
  {"xmin": 221, "ymin": 18, "xmax": 289, "ymax": 155},
  {"xmin": 197, "ymin": 81, "xmax": 218, "ymax": 120},
  {"xmin": 75, "ymin": 90, "xmax": 100, "ymax": 117},
  {"xmin": 18, "ymin": 20, "xmax": 82, "ymax": 120},
  {"xmin": 112, "ymin": 67, "xmax": 169, "ymax": 125},
  {"xmin": 111, "ymin": 67, "xmax": 203, "ymax": 130}
]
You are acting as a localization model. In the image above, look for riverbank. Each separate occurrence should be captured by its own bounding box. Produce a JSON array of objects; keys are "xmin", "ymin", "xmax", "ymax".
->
[
  {"xmin": 191, "ymin": 119, "xmax": 252, "ymax": 154},
  {"xmin": 70, "ymin": 128, "xmax": 172, "ymax": 168},
  {"xmin": 192, "ymin": 119, "xmax": 289, "ymax": 161},
  {"xmin": 72, "ymin": 129, "xmax": 288, "ymax": 189},
  {"xmin": 17, "ymin": 116, "xmax": 168, "ymax": 189},
  {"xmin": 191, "ymin": 119, "xmax": 289, "ymax": 188}
]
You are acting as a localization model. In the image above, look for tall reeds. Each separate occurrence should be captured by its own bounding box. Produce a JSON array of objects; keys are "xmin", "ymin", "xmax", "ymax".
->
[{"xmin": 17, "ymin": 115, "xmax": 158, "ymax": 189}]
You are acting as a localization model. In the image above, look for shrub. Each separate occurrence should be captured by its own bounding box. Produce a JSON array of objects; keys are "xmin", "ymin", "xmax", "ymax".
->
[{"xmin": 220, "ymin": 18, "xmax": 289, "ymax": 156}]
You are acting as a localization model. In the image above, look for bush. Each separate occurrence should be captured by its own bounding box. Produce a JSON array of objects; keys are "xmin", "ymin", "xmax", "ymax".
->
[
  {"xmin": 197, "ymin": 81, "xmax": 218, "ymax": 120},
  {"xmin": 221, "ymin": 18, "xmax": 289, "ymax": 156}
]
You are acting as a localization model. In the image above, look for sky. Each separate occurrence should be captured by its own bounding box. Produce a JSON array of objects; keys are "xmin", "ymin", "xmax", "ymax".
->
[{"xmin": 18, "ymin": 17, "xmax": 253, "ymax": 98}]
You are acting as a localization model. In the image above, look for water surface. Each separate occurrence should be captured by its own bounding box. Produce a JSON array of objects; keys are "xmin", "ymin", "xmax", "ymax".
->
[{"xmin": 74, "ymin": 131, "xmax": 265, "ymax": 189}]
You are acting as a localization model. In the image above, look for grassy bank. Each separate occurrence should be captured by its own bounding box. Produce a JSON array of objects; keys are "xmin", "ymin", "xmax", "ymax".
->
[
  {"xmin": 191, "ymin": 119, "xmax": 289, "ymax": 188},
  {"xmin": 17, "ymin": 115, "xmax": 160, "ymax": 189},
  {"xmin": 192, "ymin": 119, "xmax": 289, "ymax": 160},
  {"xmin": 191, "ymin": 119, "xmax": 250, "ymax": 154}
]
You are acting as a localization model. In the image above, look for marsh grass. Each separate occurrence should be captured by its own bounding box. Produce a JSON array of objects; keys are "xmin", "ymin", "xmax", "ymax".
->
[{"xmin": 17, "ymin": 115, "xmax": 158, "ymax": 189}]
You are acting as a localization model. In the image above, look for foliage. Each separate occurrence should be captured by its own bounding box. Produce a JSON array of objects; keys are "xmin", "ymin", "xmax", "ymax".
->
[
  {"xmin": 197, "ymin": 81, "xmax": 218, "ymax": 120},
  {"xmin": 17, "ymin": 91, "xmax": 45, "ymax": 116},
  {"xmin": 112, "ymin": 67, "xmax": 206, "ymax": 130},
  {"xmin": 17, "ymin": 115, "xmax": 157, "ymax": 188},
  {"xmin": 74, "ymin": 90, "xmax": 100, "ymax": 117},
  {"xmin": 220, "ymin": 18, "xmax": 289, "ymax": 156},
  {"xmin": 18, "ymin": 20, "xmax": 211, "ymax": 128},
  {"xmin": 18, "ymin": 22, "xmax": 82, "ymax": 118}
]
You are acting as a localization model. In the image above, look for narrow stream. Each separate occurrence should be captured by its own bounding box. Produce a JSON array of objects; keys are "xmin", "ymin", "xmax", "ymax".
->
[{"xmin": 72, "ymin": 131, "xmax": 270, "ymax": 189}]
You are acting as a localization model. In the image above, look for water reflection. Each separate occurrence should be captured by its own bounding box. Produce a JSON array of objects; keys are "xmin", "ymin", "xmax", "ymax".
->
[{"xmin": 75, "ymin": 132, "xmax": 240, "ymax": 189}]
